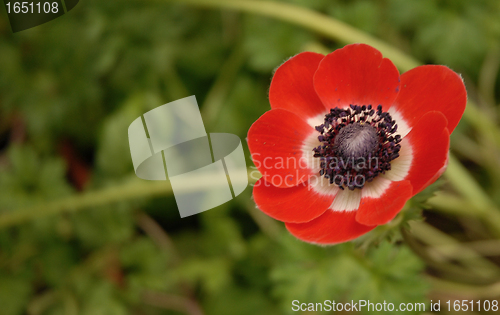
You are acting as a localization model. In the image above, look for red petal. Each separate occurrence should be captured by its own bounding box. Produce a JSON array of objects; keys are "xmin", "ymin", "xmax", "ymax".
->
[
  {"xmin": 355, "ymin": 180, "xmax": 413, "ymax": 226},
  {"xmin": 285, "ymin": 210, "xmax": 375, "ymax": 245},
  {"xmin": 270, "ymin": 52, "xmax": 327, "ymax": 119},
  {"xmin": 248, "ymin": 109, "xmax": 315, "ymax": 187},
  {"xmin": 391, "ymin": 65, "xmax": 466, "ymax": 133},
  {"xmin": 404, "ymin": 111, "xmax": 450, "ymax": 195},
  {"xmin": 313, "ymin": 43, "xmax": 400, "ymax": 110},
  {"xmin": 253, "ymin": 178, "xmax": 333, "ymax": 223}
]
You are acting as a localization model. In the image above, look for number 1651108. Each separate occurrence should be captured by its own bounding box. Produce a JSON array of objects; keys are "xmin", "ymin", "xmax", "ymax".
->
[{"xmin": 6, "ymin": 2, "xmax": 59, "ymax": 14}]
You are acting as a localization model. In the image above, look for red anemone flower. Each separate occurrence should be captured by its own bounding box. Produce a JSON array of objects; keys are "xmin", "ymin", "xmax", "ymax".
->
[{"xmin": 247, "ymin": 43, "xmax": 466, "ymax": 245}]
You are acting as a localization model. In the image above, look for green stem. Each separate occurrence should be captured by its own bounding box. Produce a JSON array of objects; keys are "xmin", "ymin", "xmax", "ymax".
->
[
  {"xmin": 463, "ymin": 104, "xmax": 500, "ymax": 148},
  {"xmin": 428, "ymin": 192, "xmax": 500, "ymax": 239},
  {"xmin": 409, "ymin": 221, "xmax": 500, "ymax": 279},
  {"xmin": 401, "ymin": 227, "xmax": 490, "ymax": 285},
  {"xmin": 0, "ymin": 170, "xmax": 250, "ymax": 228},
  {"xmin": 427, "ymin": 192, "xmax": 480, "ymax": 217},
  {"xmin": 0, "ymin": 180, "xmax": 171, "ymax": 228},
  {"xmin": 428, "ymin": 276, "xmax": 500, "ymax": 299},
  {"xmin": 445, "ymin": 154, "xmax": 496, "ymax": 210},
  {"xmin": 172, "ymin": 0, "xmax": 421, "ymax": 71}
]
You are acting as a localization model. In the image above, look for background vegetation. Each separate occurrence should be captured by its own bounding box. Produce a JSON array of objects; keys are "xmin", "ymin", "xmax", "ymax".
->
[{"xmin": 1, "ymin": 0, "xmax": 500, "ymax": 314}]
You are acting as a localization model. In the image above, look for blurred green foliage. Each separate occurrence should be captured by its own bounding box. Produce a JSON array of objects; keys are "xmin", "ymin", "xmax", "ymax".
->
[{"xmin": 0, "ymin": 0, "xmax": 500, "ymax": 314}]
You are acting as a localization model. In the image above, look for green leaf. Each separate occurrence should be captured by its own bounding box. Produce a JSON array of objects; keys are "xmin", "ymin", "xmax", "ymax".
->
[{"xmin": 271, "ymin": 241, "xmax": 428, "ymax": 314}]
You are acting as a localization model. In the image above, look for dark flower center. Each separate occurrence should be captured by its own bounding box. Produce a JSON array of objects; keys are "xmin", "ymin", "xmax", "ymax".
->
[
  {"xmin": 313, "ymin": 105, "xmax": 401, "ymax": 190},
  {"xmin": 333, "ymin": 123, "xmax": 378, "ymax": 161}
]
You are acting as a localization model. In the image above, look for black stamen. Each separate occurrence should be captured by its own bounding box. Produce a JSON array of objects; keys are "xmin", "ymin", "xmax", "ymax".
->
[{"xmin": 313, "ymin": 105, "xmax": 402, "ymax": 190}]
